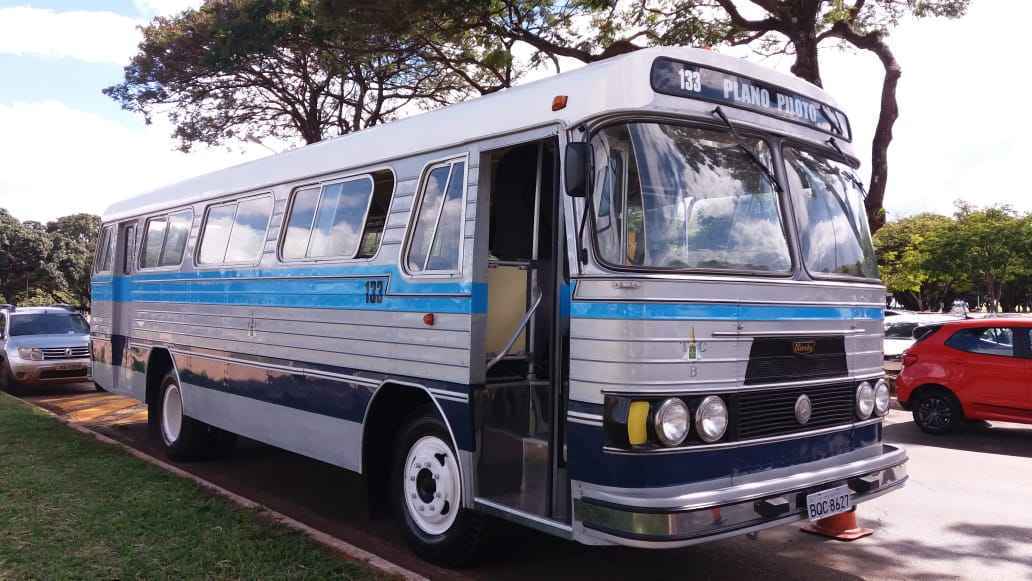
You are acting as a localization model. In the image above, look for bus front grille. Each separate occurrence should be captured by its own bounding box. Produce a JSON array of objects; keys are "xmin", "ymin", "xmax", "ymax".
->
[
  {"xmin": 736, "ymin": 382, "xmax": 856, "ymax": 439},
  {"xmin": 744, "ymin": 336, "xmax": 847, "ymax": 385}
]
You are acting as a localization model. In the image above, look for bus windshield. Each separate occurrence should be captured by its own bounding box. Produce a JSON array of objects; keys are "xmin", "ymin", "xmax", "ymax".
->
[
  {"xmin": 783, "ymin": 148, "xmax": 878, "ymax": 279},
  {"xmin": 590, "ymin": 122, "xmax": 791, "ymax": 273}
]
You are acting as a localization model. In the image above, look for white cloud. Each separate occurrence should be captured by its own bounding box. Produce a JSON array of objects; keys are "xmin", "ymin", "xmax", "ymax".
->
[
  {"xmin": 0, "ymin": 6, "xmax": 141, "ymax": 65},
  {"xmin": 0, "ymin": 101, "xmax": 270, "ymax": 223},
  {"xmin": 132, "ymin": 0, "xmax": 202, "ymax": 18}
]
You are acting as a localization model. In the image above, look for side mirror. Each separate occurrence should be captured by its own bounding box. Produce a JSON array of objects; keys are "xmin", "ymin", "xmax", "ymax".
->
[{"xmin": 564, "ymin": 142, "xmax": 592, "ymax": 198}]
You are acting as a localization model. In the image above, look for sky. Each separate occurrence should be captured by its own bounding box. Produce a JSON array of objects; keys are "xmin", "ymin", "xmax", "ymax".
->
[{"xmin": 0, "ymin": 0, "xmax": 1027, "ymax": 224}]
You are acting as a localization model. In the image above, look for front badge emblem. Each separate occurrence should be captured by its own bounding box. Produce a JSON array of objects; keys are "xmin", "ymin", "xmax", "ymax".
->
[
  {"xmin": 795, "ymin": 394, "xmax": 812, "ymax": 425},
  {"xmin": 792, "ymin": 340, "xmax": 816, "ymax": 355}
]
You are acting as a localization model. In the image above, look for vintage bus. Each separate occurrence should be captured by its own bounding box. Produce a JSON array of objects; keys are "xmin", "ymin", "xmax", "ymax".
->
[{"xmin": 91, "ymin": 47, "xmax": 907, "ymax": 564}]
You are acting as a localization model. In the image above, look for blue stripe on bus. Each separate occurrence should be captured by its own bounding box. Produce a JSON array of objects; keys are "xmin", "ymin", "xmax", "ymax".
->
[
  {"xmin": 91, "ymin": 265, "xmax": 486, "ymax": 314},
  {"xmin": 571, "ymin": 302, "xmax": 883, "ymax": 321}
]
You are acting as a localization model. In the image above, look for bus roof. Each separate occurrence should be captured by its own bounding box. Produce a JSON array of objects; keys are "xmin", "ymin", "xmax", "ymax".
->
[{"xmin": 102, "ymin": 46, "xmax": 850, "ymax": 223}]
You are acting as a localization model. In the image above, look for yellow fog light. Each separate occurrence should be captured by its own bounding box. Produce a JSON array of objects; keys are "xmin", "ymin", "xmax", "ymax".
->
[{"xmin": 628, "ymin": 401, "xmax": 650, "ymax": 445}]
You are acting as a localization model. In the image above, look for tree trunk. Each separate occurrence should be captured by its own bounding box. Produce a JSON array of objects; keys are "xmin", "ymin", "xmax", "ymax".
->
[{"xmin": 829, "ymin": 25, "xmax": 901, "ymax": 234}]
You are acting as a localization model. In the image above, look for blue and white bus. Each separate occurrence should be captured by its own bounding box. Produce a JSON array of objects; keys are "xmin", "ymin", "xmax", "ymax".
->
[{"xmin": 91, "ymin": 47, "xmax": 907, "ymax": 564}]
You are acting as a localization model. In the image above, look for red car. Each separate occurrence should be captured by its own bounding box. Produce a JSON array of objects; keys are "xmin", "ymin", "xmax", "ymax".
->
[{"xmin": 896, "ymin": 319, "xmax": 1032, "ymax": 434}]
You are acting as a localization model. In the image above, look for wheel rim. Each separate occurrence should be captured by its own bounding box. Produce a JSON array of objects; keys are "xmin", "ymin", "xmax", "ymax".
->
[
  {"xmin": 403, "ymin": 435, "xmax": 460, "ymax": 535},
  {"xmin": 917, "ymin": 396, "xmax": 953, "ymax": 430},
  {"xmin": 162, "ymin": 382, "xmax": 183, "ymax": 446}
]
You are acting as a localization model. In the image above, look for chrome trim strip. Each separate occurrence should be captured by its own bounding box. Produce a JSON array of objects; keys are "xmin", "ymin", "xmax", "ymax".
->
[
  {"xmin": 572, "ymin": 273, "xmax": 885, "ymax": 290},
  {"xmin": 568, "ymin": 417, "xmax": 604, "ymax": 427},
  {"xmin": 165, "ymin": 347, "xmax": 381, "ymax": 387},
  {"xmin": 711, "ymin": 329, "xmax": 865, "ymax": 337},
  {"xmin": 568, "ymin": 411, "xmax": 604, "ymax": 421},
  {"xmin": 596, "ymin": 372, "xmax": 884, "ymax": 394},
  {"xmin": 474, "ymin": 498, "xmax": 573, "ymax": 538},
  {"xmin": 581, "ymin": 444, "xmax": 907, "ymax": 511},
  {"xmin": 602, "ymin": 417, "xmax": 882, "ymax": 455}
]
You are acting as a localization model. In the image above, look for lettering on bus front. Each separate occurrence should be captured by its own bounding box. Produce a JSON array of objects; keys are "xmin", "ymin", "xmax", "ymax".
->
[{"xmin": 652, "ymin": 56, "xmax": 850, "ymax": 140}]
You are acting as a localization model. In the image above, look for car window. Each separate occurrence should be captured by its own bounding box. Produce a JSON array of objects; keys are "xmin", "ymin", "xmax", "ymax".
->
[
  {"xmin": 885, "ymin": 323, "xmax": 918, "ymax": 339},
  {"xmin": 9, "ymin": 314, "xmax": 90, "ymax": 336},
  {"xmin": 945, "ymin": 327, "xmax": 1016, "ymax": 357}
]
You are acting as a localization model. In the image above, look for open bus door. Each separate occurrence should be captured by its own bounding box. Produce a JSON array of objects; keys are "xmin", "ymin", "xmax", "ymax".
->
[{"xmin": 474, "ymin": 136, "xmax": 570, "ymax": 523}]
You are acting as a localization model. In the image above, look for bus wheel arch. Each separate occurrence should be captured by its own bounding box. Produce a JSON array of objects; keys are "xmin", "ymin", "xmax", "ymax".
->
[
  {"xmin": 145, "ymin": 348, "xmax": 177, "ymax": 434},
  {"xmin": 362, "ymin": 383, "xmax": 444, "ymax": 515}
]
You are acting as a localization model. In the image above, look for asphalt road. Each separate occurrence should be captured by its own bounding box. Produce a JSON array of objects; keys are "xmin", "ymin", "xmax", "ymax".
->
[{"xmin": 18, "ymin": 383, "xmax": 1032, "ymax": 580}]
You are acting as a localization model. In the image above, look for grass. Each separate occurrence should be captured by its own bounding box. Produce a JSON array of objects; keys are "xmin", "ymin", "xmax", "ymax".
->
[{"xmin": 0, "ymin": 394, "xmax": 386, "ymax": 580}]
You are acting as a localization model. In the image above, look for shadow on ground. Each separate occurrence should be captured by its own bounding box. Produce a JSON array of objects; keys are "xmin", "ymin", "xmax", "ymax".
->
[{"xmin": 884, "ymin": 417, "xmax": 1032, "ymax": 460}]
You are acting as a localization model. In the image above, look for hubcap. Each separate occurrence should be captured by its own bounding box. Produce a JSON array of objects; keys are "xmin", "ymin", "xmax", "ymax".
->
[
  {"xmin": 162, "ymin": 383, "xmax": 183, "ymax": 446},
  {"xmin": 918, "ymin": 396, "xmax": 952, "ymax": 430},
  {"xmin": 403, "ymin": 435, "xmax": 460, "ymax": 535}
]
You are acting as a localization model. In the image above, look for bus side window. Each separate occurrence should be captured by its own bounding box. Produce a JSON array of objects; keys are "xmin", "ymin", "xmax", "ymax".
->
[
  {"xmin": 198, "ymin": 194, "xmax": 274, "ymax": 266},
  {"xmin": 94, "ymin": 226, "xmax": 115, "ymax": 273},
  {"xmin": 407, "ymin": 159, "xmax": 466, "ymax": 274}
]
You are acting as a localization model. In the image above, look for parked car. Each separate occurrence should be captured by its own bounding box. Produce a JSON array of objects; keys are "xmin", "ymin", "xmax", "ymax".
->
[
  {"xmin": 896, "ymin": 319, "xmax": 1032, "ymax": 434},
  {"xmin": 883, "ymin": 313, "xmax": 963, "ymax": 370},
  {"xmin": 0, "ymin": 306, "xmax": 91, "ymax": 392}
]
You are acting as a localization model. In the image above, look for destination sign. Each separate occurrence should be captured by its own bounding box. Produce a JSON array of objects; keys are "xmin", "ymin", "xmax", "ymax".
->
[{"xmin": 651, "ymin": 57, "xmax": 851, "ymax": 141}]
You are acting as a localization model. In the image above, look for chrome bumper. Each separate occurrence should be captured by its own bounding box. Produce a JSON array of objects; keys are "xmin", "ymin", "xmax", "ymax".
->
[
  {"xmin": 10, "ymin": 359, "xmax": 92, "ymax": 384},
  {"xmin": 573, "ymin": 444, "xmax": 907, "ymax": 548}
]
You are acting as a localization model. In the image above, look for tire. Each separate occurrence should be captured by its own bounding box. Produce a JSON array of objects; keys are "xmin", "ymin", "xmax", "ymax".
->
[
  {"xmin": 94, "ymin": 381, "xmax": 105, "ymax": 393},
  {"xmin": 392, "ymin": 407, "xmax": 486, "ymax": 567},
  {"xmin": 0, "ymin": 362, "xmax": 21, "ymax": 395},
  {"xmin": 913, "ymin": 388, "xmax": 962, "ymax": 435},
  {"xmin": 155, "ymin": 370, "xmax": 209, "ymax": 460}
]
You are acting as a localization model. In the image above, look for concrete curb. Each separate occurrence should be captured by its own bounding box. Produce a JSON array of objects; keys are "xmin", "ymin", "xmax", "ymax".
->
[{"xmin": 4, "ymin": 392, "xmax": 428, "ymax": 581}]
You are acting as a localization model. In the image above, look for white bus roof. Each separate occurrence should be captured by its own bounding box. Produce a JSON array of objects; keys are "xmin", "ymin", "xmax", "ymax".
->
[{"xmin": 102, "ymin": 46, "xmax": 848, "ymax": 223}]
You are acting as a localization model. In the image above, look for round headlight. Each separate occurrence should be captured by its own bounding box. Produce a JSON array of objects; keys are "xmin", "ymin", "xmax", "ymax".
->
[
  {"xmin": 653, "ymin": 398, "xmax": 690, "ymax": 447},
  {"xmin": 856, "ymin": 381, "xmax": 875, "ymax": 419},
  {"xmin": 695, "ymin": 395, "xmax": 728, "ymax": 443},
  {"xmin": 873, "ymin": 379, "xmax": 891, "ymax": 416}
]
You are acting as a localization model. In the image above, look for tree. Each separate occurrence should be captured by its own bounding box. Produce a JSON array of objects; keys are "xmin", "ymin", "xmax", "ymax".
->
[
  {"xmin": 47, "ymin": 214, "xmax": 101, "ymax": 310},
  {"xmin": 106, "ymin": 0, "xmax": 467, "ymax": 150},
  {"xmin": 0, "ymin": 211, "xmax": 53, "ymax": 305},
  {"xmin": 952, "ymin": 203, "xmax": 1026, "ymax": 313},
  {"xmin": 384, "ymin": 1, "xmax": 967, "ymax": 233}
]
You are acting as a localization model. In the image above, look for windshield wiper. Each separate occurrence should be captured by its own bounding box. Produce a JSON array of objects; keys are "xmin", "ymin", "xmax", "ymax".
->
[
  {"xmin": 826, "ymin": 137, "xmax": 868, "ymax": 196},
  {"xmin": 711, "ymin": 107, "xmax": 782, "ymax": 193},
  {"xmin": 818, "ymin": 104, "xmax": 843, "ymax": 136}
]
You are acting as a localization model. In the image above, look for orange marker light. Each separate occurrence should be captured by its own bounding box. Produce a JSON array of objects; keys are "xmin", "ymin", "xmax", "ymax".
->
[
  {"xmin": 552, "ymin": 95, "xmax": 569, "ymax": 111},
  {"xmin": 423, "ymin": 313, "xmax": 435, "ymax": 326}
]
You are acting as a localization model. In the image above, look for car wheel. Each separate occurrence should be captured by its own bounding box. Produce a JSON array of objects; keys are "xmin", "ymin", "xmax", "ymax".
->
[
  {"xmin": 156, "ymin": 370, "xmax": 208, "ymax": 460},
  {"xmin": 0, "ymin": 362, "xmax": 20, "ymax": 395},
  {"xmin": 392, "ymin": 406, "xmax": 485, "ymax": 567},
  {"xmin": 913, "ymin": 388, "xmax": 962, "ymax": 435}
]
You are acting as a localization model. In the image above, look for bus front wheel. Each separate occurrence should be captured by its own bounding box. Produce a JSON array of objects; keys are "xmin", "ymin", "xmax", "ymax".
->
[{"xmin": 392, "ymin": 407, "xmax": 485, "ymax": 567}]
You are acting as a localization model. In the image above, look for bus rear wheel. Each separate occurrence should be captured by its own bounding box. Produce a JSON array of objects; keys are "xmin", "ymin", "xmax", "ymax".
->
[
  {"xmin": 392, "ymin": 407, "xmax": 485, "ymax": 567},
  {"xmin": 155, "ymin": 371, "xmax": 210, "ymax": 461}
]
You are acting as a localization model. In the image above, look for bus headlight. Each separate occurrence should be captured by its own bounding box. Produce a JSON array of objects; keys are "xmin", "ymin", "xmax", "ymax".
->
[
  {"xmin": 695, "ymin": 395, "xmax": 728, "ymax": 443},
  {"xmin": 856, "ymin": 381, "xmax": 875, "ymax": 419},
  {"xmin": 873, "ymin": 379, "xmax": 891, "ymax": 416},
  {"xmin": 653, "ymin": 398, "xmax": 690, "ymax": 447}
]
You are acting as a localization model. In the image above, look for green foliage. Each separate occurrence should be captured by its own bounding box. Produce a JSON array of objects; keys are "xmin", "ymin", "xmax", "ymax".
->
[
  {"xmin": 106, "ymin": 0, "xmax": 468, "ymax": 150},
  {"xmin": 0, "ymin": 210, "xmax": 100, "ymax": 309},
  {"xmin": 875, "ymin": 202, "xmax": 1032, "ymax": 313}
]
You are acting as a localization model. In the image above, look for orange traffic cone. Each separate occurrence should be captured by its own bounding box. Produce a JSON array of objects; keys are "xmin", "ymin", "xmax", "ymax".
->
[{"xmin": 800, "ymin": 508, "xmax": 873, "ymax": 541}]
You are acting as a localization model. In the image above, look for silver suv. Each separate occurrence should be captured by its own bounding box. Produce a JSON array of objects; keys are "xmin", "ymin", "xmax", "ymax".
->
[{"xmin": 0, "ymin": 306, "xmax": 91, "ymax": 392}]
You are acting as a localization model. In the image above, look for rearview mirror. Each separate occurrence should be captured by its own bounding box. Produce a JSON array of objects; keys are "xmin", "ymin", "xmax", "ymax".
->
[{"xmin": 564, "ymin": 142, "xmax": 592, "ymax": 198}]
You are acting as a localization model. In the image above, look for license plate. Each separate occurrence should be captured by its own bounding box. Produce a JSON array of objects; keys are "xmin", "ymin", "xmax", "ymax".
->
[
  {"xmin": 805, "ymin": 485, "xmax": 852, "ymax": 521},
  {"xmin": 55, "ymin": 363, "xmax": 85, "ymax": 371}
]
